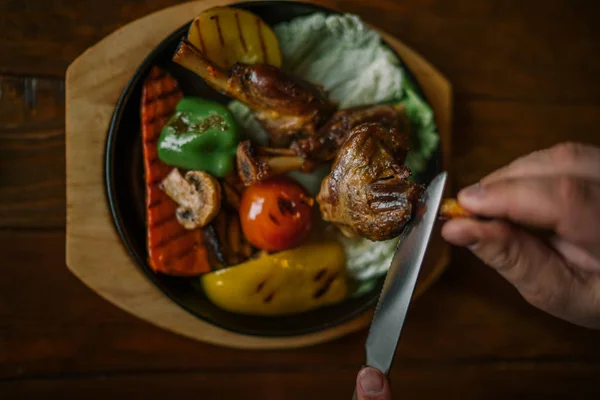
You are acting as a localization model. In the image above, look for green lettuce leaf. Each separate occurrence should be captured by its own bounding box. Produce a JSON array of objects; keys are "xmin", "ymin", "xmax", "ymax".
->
[{"xmin": 403, "ymin": 80, "xmax": 439, "ymax": 175}]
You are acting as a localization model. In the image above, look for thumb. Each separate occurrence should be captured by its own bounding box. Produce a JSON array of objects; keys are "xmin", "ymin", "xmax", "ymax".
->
[
  {"xmin": 356, "ymin": 367, "xmax": 391, "ymax": 400},
  {"xmin": 442, "ymin": 219, "xmax": 573, "ymax": 315}
]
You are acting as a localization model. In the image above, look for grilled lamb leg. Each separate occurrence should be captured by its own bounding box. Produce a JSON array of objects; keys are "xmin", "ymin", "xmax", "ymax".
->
[{"xmin": 317, "ymin": 122, "xmax": 422, "ymax": 241}]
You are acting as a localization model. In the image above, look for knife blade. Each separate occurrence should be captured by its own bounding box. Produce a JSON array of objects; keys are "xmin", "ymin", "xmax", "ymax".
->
[{"xmin": 352, "ymin": 172, "xmax": 447, "ymax": 399}]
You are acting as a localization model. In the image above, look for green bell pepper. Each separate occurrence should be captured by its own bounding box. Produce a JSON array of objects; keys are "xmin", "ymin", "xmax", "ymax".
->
[{"xmin": 157, "ymin": 97, "xmax": 239, "ymax": 177}]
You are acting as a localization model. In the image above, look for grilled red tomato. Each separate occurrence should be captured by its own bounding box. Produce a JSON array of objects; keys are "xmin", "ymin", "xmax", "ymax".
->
[{"xmin": 239, "ymin": 177, "xmax": 313, "ymax": 252}]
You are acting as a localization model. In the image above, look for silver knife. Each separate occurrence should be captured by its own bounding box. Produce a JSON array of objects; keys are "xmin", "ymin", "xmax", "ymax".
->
[{"xmin": 353, "ymin": 171, "xmax": 447, "ymax": 399}]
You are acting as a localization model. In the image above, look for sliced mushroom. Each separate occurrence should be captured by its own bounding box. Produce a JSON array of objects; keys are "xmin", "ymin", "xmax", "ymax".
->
[{"xmin": 159, "ymin": 169, "xmax": 222, "ymax": 229}]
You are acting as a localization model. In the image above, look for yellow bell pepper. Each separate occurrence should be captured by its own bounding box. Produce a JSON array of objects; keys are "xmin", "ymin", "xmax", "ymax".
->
[{"xmin": 201, "ymin": 240, "xmax": 348, "ymax": 316}]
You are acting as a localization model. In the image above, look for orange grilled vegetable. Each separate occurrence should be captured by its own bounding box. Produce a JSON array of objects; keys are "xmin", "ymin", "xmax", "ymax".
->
[
  {"xmin": 439, "ymin": 198, "xmax": 473, "ymax": 220},
  {"xmin": 141, "ymin": 66, "xmax": 212, "ymax": 276}
]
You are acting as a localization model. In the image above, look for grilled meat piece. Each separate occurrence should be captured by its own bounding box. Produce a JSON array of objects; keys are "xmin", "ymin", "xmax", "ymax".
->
[
  {"xmin": 236, "ymin": 104, "xmax": 412, "ymax": 185},
  {"xmin": 317, "ymin": 122, "xmax": 423, "ymax": 241},
  {"xmin": 173, "ymin": 40, "xmax": 337, "ymax": 148},
  {"xmin": 237, "ymin": 105, "xmax": 409, "ymax": 186},
  {"xmin": 293, "ymin": 103, "xmax": 410, "ymax": 163},
  {"xmin": 236, "ymin": 140, "xmax": 318, "ymax": 186}
]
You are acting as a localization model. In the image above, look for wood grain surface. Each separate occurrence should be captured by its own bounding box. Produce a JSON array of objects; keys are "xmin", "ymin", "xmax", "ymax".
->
[{"xmin": 2, "ymin": 0, "xmax": 600, "ymax": 398}]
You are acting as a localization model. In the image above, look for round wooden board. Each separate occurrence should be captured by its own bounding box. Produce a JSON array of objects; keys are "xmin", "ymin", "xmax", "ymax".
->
[{"xmin": 65, "ymin": 0, "xmax": 453, "ymax": 349}]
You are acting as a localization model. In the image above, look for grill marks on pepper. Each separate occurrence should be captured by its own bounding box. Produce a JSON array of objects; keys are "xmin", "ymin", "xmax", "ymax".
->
[
  {"xmin": 251, "ymin": 266, "xmax": 337, "ymax": 303},
  {"xmin": 253, "ymin": 268, "xmax": 338, "ymax": 302},
  {"xmin": 255, "ymin": 280, "xmax": 266, "ymax": 293},
  {"xmin": 254, "ymin": 278, "xmax": 275, "ymax": 303},
  {"xmin": 313, "ymin": 268, "xmax": 326, "ymax": 282},
  {"xmin": 313, "ymin": 274, "xmax": 338, "ymax": 299},
  {"xmin": 263, "ymin": 292, "xmax": 275, "ymax": 303}
]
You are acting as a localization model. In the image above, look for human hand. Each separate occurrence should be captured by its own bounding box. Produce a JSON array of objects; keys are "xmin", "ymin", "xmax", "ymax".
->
[
  {"xmin": 355, "ymin": 367, "xmax": 391, "ymax": 400},
  {"xmin": 442, "ymin": 142, "xmax": 600, "ymax": 329}
]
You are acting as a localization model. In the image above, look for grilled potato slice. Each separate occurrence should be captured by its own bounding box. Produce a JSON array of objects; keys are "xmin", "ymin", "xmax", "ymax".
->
[{"xmin": 188, "ymin": 7, "xmax": 282, "ymax": 69}]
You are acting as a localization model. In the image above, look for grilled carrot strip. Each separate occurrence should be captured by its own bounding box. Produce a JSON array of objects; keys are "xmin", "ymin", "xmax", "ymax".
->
[{"xmin": 141, "ymin": 66, "xmax": 212, "ymax": 275}]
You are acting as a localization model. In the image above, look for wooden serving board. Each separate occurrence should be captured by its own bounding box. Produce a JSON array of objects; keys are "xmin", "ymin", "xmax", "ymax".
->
[{"xmin": 65, "ymin": 0, "xmax": 452, "ymax": 349}]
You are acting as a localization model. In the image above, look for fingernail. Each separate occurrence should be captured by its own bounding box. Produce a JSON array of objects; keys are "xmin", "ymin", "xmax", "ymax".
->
[
  {"xmin": 467, "ymin": 240, "xmax": 479, "ymax": 250},
  {"xmin": 459, "ymin": 182, "xmax": 484, "ymax": 200},
  {"xmin": 358, "ymin": 367, "xmax": 384, "ymax": 395}
]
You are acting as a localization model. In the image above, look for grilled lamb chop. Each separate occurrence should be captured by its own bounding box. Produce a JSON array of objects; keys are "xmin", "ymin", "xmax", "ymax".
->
[
  {"xmin": 235, "ymin": 103, "xmax": 412, "ymax": 185},
  {"xmin": 316, "ymin": 122, "xmax": 423, "ymax": 241},
  {"xmin": 293, "ymin": 103, "xmax": 410, "ymax": 163},
  {"xmin": 173, "ymin": 40, "xmax": 337, "ymax": 148},
  {"xmin": 236, "ymin": 140, "xmax": 314, "ymax": 186}
]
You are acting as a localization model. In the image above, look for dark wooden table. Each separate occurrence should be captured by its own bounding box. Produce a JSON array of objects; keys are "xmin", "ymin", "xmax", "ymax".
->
[{"xmin": 2, "ymin": 0, "xmax": 600, "ymax": 398}]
